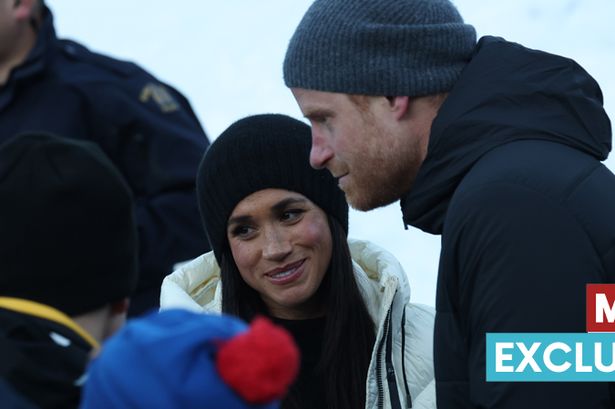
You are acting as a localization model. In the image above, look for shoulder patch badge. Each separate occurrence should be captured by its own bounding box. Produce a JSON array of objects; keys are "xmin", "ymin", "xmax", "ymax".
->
[{"xmin": 139, "ymin": 83, "xmax": 180, "ymax": 113}]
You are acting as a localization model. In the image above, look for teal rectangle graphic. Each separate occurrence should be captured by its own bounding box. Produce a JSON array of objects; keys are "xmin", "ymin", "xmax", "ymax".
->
[{"xmin": 486, "ymin": 333, "xmax": 615, "ymax": 381}]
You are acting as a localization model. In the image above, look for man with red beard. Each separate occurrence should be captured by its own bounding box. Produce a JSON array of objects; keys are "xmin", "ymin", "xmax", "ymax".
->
[{"xmin": 284, "ymin": 0, "xmax": 615, "ymax": 408}]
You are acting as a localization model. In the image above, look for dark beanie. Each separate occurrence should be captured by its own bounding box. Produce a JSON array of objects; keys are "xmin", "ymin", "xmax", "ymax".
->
[
  {"xmin": 197, "ymin": 114, "xmax": 348, "ymax": 263},
  {"xmin": 284, "ymin": 0, "xmax": 477, "ymax": 96},
  {"xmin": 0, "ymin": 133, "xmax": 138, "ymax": 316}
]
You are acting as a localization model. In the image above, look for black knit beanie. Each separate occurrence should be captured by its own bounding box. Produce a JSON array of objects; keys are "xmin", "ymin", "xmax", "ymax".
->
[
  {"xmin": 0, "ymin": 133, "xmax": 139, "ymax": 316},
  {"xmin": 197, "ymin": 114, "xmax": 348, "ymax": 263},
  {"xmin": 284, "ymin": 0, "xmax": 477, "ymax": 96}
]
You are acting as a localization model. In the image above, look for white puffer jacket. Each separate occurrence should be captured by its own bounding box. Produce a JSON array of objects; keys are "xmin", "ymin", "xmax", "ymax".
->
[{"xmin": 160, "ymin": 238, "xmax": 436, "ymax": 409}]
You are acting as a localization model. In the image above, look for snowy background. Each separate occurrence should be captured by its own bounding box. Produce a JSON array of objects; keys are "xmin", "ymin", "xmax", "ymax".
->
[{"xmin": 47, "ymin": 0, "xmax": 614, "ymax": 307}]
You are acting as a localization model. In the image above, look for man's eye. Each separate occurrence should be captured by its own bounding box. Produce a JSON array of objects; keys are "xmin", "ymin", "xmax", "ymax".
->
[{"xmin": 310, "ymin": 116, "xmax": 327, "ymax": 124}]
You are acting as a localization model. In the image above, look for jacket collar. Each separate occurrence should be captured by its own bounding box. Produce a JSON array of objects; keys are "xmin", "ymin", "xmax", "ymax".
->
[
  {"xmin": 0, "ymin": 297, "xmax": 99, "ymax": 349},
  {"xmin": 401, "ymin": 36, "xmax": 611, "ymax": 234},
  {"xmin": 15, "ymin": 5, "xmax": 57, "ymax": 79},
  {"xmin": 0, "ymin": 5, "xmax": 57, "ymax": 110},
  {"xmin": 160, "ymin": 238, "xmax": 412, "ymax": 321}
]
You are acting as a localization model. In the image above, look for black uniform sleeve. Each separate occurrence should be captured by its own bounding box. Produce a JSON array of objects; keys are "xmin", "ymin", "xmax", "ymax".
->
[
  {"xmin": 81, "ymin": 76, "xmax": 210, "ymax": 315},
  {"xmin": 438, "ymin": 182, "xmax": 611, "ymax": 408}
]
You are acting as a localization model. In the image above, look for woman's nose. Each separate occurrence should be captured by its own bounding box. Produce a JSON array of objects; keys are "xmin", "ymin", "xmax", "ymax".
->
[{"xmin": 262, "ymin": 228, "xmax": 292, "ymax": 261}]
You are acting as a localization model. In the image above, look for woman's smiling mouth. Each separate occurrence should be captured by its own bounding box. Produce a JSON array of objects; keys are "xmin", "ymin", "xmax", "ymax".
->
[{"xmin": 266, "ymin": 259, "xmax": 306, "ymax": 285}]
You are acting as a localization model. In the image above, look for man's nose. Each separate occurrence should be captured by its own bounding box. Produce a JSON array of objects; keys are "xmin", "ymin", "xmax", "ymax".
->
[{"xmin": 309, "ymin": 130, "xmax": 334, "ymax": 169}]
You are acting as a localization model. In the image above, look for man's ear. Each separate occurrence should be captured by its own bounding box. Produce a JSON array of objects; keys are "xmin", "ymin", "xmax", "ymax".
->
[
  {"xmin": 110, "ymin": 298, "xmax": 130, "ymax": 315},
  {"xmin": 102, "ymin": 298, "xmax": 130, "ymax": 341},
  {"xmin": 386, "ymin": 96, "xmax": 410, "ymax": 121}
]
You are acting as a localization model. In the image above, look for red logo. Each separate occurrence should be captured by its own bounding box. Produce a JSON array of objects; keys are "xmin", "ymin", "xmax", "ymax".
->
[{"xmin": 587, "ymin": 284, "xmax": 615, "ymax": 332}]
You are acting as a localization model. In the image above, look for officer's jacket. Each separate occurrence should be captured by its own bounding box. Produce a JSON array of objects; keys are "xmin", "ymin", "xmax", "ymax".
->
[{"xmin": 0, "ymin": 6, "xmax": 211, "ymax": 314}]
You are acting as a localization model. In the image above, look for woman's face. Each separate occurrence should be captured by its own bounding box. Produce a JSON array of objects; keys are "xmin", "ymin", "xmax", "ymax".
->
[{"xmin": 227, "ymin": 188, "xmax": 332, "ymax": 319}]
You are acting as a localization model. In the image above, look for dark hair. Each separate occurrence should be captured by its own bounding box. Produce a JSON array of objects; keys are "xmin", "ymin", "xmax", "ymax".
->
[{"xmin": 220, "ymin": 215, "xmax": 375, "ymax": 409}]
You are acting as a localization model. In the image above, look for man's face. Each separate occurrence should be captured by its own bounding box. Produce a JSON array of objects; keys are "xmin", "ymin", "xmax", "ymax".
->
[{"xmin": 291, "ymin": 88, "xmax": 431, "ymax": 211}]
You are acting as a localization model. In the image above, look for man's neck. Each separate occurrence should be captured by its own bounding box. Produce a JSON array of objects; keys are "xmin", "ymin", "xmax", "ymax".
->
[{"xmin": 0, "ymin": 26, "xmax": 38, "ymax": 86}]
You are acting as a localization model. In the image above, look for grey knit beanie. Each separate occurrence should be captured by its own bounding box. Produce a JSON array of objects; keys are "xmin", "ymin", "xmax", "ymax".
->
[{"xmin": 284, "ymin": 0, "xmax": 477, "ymax": 96}]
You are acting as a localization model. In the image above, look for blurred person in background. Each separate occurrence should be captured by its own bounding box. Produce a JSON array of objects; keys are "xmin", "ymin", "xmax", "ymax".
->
[
  {"xmin": 79, "ymin": 310, "xmax": 299, "ymax": 409},
  {"xmin": 0, "ymin": 0, "xmax": 210, "ymax": 315},
  {"xmin": 0, "ymin": 133, "xmax": 139, "ymax": 408}
]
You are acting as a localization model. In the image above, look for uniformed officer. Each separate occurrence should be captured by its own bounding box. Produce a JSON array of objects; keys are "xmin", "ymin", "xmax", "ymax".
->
[{"xmin": 0, "ymin": 0, "xmax": 211, "ymax": 315}]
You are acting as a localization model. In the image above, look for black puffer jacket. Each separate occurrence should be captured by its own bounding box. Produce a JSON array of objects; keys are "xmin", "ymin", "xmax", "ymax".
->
[{"xmin": 402, "ymin": 36, "xmax": 614, "ymax": 408}]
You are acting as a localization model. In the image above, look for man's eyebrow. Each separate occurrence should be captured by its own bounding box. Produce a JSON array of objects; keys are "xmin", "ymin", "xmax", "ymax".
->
[{"xmin": 303, "ymin": 108, "xmax": 334, "ymax": 120}]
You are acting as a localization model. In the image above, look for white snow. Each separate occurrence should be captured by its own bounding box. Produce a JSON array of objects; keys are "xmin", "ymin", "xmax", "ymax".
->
[{"xmin": 48, "ymin": 0, "xmax": 614, "ymax": 306}]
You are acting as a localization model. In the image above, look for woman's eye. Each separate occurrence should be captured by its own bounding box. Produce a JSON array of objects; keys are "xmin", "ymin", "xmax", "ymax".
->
[
  {"xmin": 231, "ymin": 225, "xmax": 255, "ymax": 239},
  {"xmin": 281, "ymin": 209, "xmax": 304, "ymax": 222}
]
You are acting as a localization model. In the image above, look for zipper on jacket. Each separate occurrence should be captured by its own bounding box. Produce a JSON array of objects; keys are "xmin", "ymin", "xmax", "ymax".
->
[
  {"xmin": 376, "ymin": 309, "xmax": 387, "ymax": 409},
  {"xmin": 385, "ymin": 306, "xmax": 402, "ymax": 409},
  {"xmin": 400, "ymin": 307, "xmax": 413, "ymax": 408},
  {"xmin": 376, "ymin": 289, "xmax": 403, "ymax": 409}
]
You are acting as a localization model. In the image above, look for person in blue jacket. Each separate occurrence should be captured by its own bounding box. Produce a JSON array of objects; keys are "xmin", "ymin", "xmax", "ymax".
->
[
  {"xmin": 0, "ymin": 0, "xmax": 210, "ymax": 315},
  {"xmin": 284, "ymin": 0, "xmax": 615, "ymax": 408}
]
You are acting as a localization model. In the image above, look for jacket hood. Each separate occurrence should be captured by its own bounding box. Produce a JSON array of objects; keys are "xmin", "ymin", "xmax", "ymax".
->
[{"xmin": 401, "ymin": 36, "xmax": 612, "ymax": 234}]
